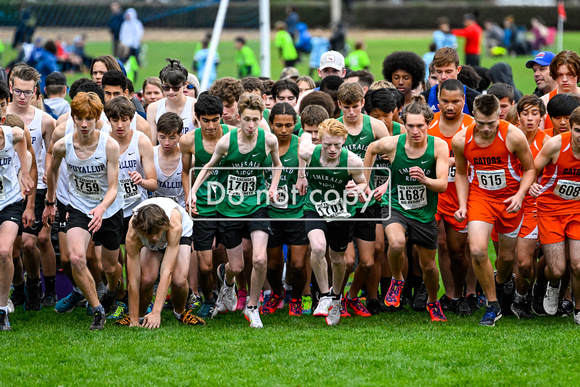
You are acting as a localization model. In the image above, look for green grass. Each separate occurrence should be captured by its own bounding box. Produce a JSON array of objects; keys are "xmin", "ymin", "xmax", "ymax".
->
[{"xmin": 5, "ymin": 31, "xmax": 580, "ymax": 93}]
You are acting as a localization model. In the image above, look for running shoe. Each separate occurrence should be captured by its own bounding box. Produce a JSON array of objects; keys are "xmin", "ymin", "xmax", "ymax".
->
[
  {"xmin": 146, "ymin": 301, "xmax": 154, "ymax": 315},
  {"xmin": 163, "ymin": 295, "xmax": 173, "ymax": 310},
  {"xmin": 511, "ymin": 296, "xmax": 534, "ymax": 319},
  {"xmin": 340, "ymin": 297, "xmax": 351, "ymax": 318},
  {"xmin": 0, "ymin": 310, "xmax": 10, "ymax": 331},
  {"xmin": 42, "ymin": 292, "xmax": 58, "ymax": 308},
  {"xmin": 543, "ymin": 281, "xmax": 560, "ymax": 316},
  {"xmin": 289, "ymin": 298, "xmax": 303, "ymax": 316},
  {"xmin": 100, "ymin": 282, "xmax": 120, "ymax": 314},
  {"xmin": 466, "ymin": 293, "xmax": 480, "ymax": 312},
  {"xmin": 187, "ymin": 293, "xmax": 202, "ymax": 310},
  {"xmin": 500, "ymin": 274, "xmax": 515, "ymax": 316},
  {"xmin": 479, "ymin": 305, "xmax": 502, "ymax": 327},
  {"xmin": 575, "ymin": 310, "xmax": 580, "ymax": 325},
  {"xmin": 24, "ymin": 279, "xmax": 42, "ymax": 311},
  {"xmin": 7, "ymin": 299, "xmax": 14, "ymax": 314},
  {"xmin": 237, "ymin": 289, "xmax": 248, "ymax": 311},
  {"xmin": 178, "ymin": 310, "xmax": 206, "ymax": 326},
  {"xmin": 439, "ymin": 294, "xmax": 453, "ymax": 312},
  {"xmin": 10, "ymin": 286, "xmax": 25, "ymax": 306},
  {"xmin": 313, "ymin": 295, "xmax": 333, "ymax": 317},
  {"xmin": 54, "ymin": 291, "xmax": 85, "ymax": 314},
  {"xmin": 346, "ymin": 296, "xmax": 371, "ymax": 317},
  {"xmin": 532, "ymin": 283, "xmax": 547, "ymax": 316},
  {"xmin": 384, "ymin": 278, "xmax": 405, "ymax": 308},
  {"xmin": 325, "ymin": 297, "xmax": 341, "ymax": 326},
  {"xmin": 365, "ymin": 298, "xmax": 382, "ymax": 315},
  {"xmin": 476, "ymin": 292, "xmax": 487, "ymax": 308},
  {"xmin": 108, "ymin": 302, "xmax": 127, "ymax": 320},
  {"xmin": 412, "ymin": 282, "xmax": 428, "ymax": 311},
  {"xmin": 451, "ymin": 297, "xmax": 472, "ymax": 316},
  {"xmin": 198, "ymin": 300, "xmax": 216, "ymax": 318},
  {"xmin": 89, "ymin": 309, "xmax": 106, "ymax": 330},
  {"xmin": 427, "ymin": 300, "xmax": 447, "ymax": 322},
  {"xmin": 243, "ymin": 306, "xmax": 263, "ymax": 328},
  {"xmin": 301, "ymin": 295, "xmax": 313, "ymax": 315},
  {"xmin": 556, "ymin": 299, "xmax": 574, "ymax": 317},
  {"xmin": 114, "ymin": 315, "xmax": 132, "ymax": 326},
  {"xmin": 216, "ymin": 263, "xmax": 237, "ymax": 312},
  {"xmin": 260, "ymin": 290, "xmax": 285, "ymax": 315}
]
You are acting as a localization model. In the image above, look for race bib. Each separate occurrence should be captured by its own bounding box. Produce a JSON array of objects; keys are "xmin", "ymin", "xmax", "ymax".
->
[
  {"xmin": 268, "ymin": 183, "xmax": 289, "ymax": 209},
  {"xmin": 554, "ymin": 179, "xmax": 580, "ymax": 200},
  {"xmin": 227, "ymin": 175, "xmax": 257, "ymax": 196},
  {"xmin": 120, "ymin": 178, "xmax": 140, "ymax": 202},
  {"xmin": 476, "ymin": 170, "xmax": 506, "ymax": 191},
  {"xmin": 315, "ymin": 199, "xmax": 351, "ymax": 221},
  {"xmin": 398, "ymin": 185, "xmax": 427, "ymax": 210},
  {"xmin": 72, "ymin": 176, "xmax": 102, "ymax": 200},
  {"xmin": 0, "ymin": 177, "xmax": 5, "ymax": 200},
  {"xmin": 448, "ymin": 166, "xmax": 456, "ymax": 183}
]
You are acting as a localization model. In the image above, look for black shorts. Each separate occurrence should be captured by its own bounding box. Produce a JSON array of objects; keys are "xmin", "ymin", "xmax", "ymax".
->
[
  {"xmin": 304, "ymin": 210, "xmax": 354, "ymax": 253},
  {"xmin": 156, "ymin": 236, "xmax": 192, "ymax": 254},
  {"xmin": 382, "ymin": 207, "xmax": 438, "ymax": 250},
  {"xmin": 121, "ymin": 216, "xmax": 132, "ymax": 245},
  {"xmin": 217, "ymin": 207, "xmax": 271, "ymax": 250},
  {"xmin": 352, "ymin": 203, "xmax": 379, "ymax": 242},
  {"xmin": 22, "ymin": 189, "xmax": 46, "ymax": 236},
  {"xmin": 268, "ymin": 218, "xmax": 308, "ymax": 248},
  {"xmin": 0, "ymin": 201, "xmax": 24, "ymax": 228},
  {"xmin": 193, "ymin": 215, "xmax": 220, "ymax": 251},
  {"xmin": 65, "ymin": 206, "xmax": 124, "ymax": 251},
  {"xmin": 57, "ymin": 200, "xmax": 68, "ymax": 233}
]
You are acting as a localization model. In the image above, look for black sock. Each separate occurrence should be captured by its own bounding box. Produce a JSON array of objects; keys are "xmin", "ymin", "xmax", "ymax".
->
[
  {"xmin": 490, "ymin": 300, "xmax": 501, "ymax": 309},
  {"xmin": 14, "ymin": 283, "xmax": 25, "ymax": 294},
  {"xmin": 44, "ymin": 276, "xmax": 56, "ymax": 294},
  {"xmin": 379, "ymin": 277, "xmax": 390, "ymax": 298}
]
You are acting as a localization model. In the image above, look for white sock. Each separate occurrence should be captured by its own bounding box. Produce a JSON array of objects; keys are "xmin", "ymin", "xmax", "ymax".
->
[{"xmin": 0, "ymin": 306, "xmax": 8, "ymax": 312}]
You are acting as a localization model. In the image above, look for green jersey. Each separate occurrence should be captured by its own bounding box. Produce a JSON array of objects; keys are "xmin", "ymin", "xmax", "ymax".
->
[
  {"xmin": 374, "ymin": 121, "xmax": 402, "ymax": 202},
  {"xmin": 340, "ymin": 114, "xmax": 376, "ymax": 208},
  {"xmin": 194, "ymin": 124, "xmax": 229, "ymax": 216},
  {"xmin": 264, "ymin": 135, "xmax": 303, "ymax": 218},
  {"xmin": 304, "ymin": 145, "xmax": 355, "ymax": 219},
  {"xmin": 216, "ymin": 128, "xmax": 268, "ymax": 217},
  {"xmin": 236, "ymin": 45, "xmax": 260, "ymax": 78},
  {"xmin": 275, "ymin": 30, "xmax": 298, "ymax": 61},
  {"xmin": 390, "ymin": 134, "xmax": 438, "ymax": 223},
  {"xmin": 345, "ymin": 49, "xmax": 370, "ymax": 71}
]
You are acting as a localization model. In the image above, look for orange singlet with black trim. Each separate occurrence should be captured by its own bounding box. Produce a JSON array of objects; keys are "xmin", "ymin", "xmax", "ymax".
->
[
  {"xmin": 538, "ymin": 132, "xmax": 580, "ymax": 216},
  {"xmin": 464, "ymin": 120, "xmax": 521, "ymax": 203},
  {"xmin": 520, "ymin": 130, "xmax": 548, "ymax": 211},
  {"xmin": 428, "ymin": 111, "xmax": 474, "ymax": 216},
  {"xmin": 543, "ymin": 89, "xmax": 558, "ymax": 130}
]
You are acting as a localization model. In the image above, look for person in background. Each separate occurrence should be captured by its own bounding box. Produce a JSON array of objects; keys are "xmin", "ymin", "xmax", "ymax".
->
[
  {"xmin": 346, "ymin": 41, "xmax": 371, "ymax": 71},
  {"xmin": 296, "ymin": 76, "xmax": 315, "ymax": 96},
  {"xmin": 34, "ymin": 40, "xmax": 59, "ymax": 93},
  {"xmin": 285, "ymin": 6, "xmax": 300, "ymax": 39},
  {"xmin": 119, "ymin": 8, "xmax": 143, "ymax": 65},
  {"xmin": 329, "ymin": 22, "xmax": 346, "ymax": 53},
  {"xmin": 452, "ymin": 13, "xmax": 482, "ymax": 66},
  {"xmin": 108, "ymin": 2, "xmax": 124, "ymax": 57},
  {"xmin": 525, "ymin": 51, "xmax": 556, "ymax": 97},
  {"xmin": 43, "ymin": 71, "xmax": 70, "ymax": 118},
  {"xmin": 234, "ymin": 36, "xmax": 260, "ymax": 79},
  {"xmin": 193, "ymin": 39, "xmax": 219, "ymax": 87},
  {"xmin": 185, "ymin": 73, "xmax": 200, "ymax": 99},
  {"xmin": 484, "ymin": 20, "xmax": 505, "ymax": 56},
  {"xmin": 489, "ymin": 63, "xmax": 523, "ymax": 102},
  {"xmin": 433, "ymin": 17, "xmax": 458, "ymax": 51},
  {"xmin": 141, "ymin": 77, "xmax": 164, "ymax": 111},
  {"xmin": 275, "ymin": 21, "xmax": 299, "ymax": 67},
  {"xmin": 309, "ymin": 27, "xmax": 330, "ymax": 78}
]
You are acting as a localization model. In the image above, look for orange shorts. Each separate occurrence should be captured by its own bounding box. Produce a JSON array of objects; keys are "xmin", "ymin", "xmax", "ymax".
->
[
  {"xmin": 491, "ymin": 227, "xmax": 498, "ymax": 242},
  {"xmin": 518, "ymin": 212, "xmax": 538, "ymax": 239},
  {"xmin": 436, "ymin": 212, "xmax": 468, "ymax": 233},
  {"xmin": 467, "ymin": 198, "xmax": 523, "ymax": 238},
  {"xmin": 538, "ymin": 214, "xmax": 580, "ymax": 245}
]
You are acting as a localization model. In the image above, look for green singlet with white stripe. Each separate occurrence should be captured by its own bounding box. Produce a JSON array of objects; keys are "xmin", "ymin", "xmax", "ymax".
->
[
  {"xmin": 216, "ymin": 128, "xmax": 268, "ymax": 217},
  {"xmin": 390, "ymin": 134, "xmax": 438, "ymax": 223},
  {"xmin": 375, "ymin": 121, "xmax": 402, "ymax": 206},
  {"xmin": 263, "ymin": 134, "xmax": 304, "ymax": 218},
  {"xmin": 194, "ymin": 124, "xmax": 229, "ymax": 216}
]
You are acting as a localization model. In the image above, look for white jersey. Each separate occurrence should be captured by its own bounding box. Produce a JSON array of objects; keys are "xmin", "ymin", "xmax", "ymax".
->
[
  {"xmin": 133, "ymin": 197, "xmax": 193, "ymax": 251},
  {"xmin": 0, "ymin": 126, "xmax": 23, "ymax": 210},
  {"xmin": 103, "ymin": 112, "xmax": 138, "ymax": 131},
  {"xmin": 152, "ymin": 145, "xmax": 185, "ymax": 207},
  {"xmin": 118, "ymin": 130, "xmax": 148, "ymax": 217},
  {"xmin": 28, "ymin": 107, "xmax": 46, "ymax": 188},
  {"xmin": 98, "ymin": 111, "xmax": 112, "ymax": 134},
  {"xmin": 65, "ymin": 131, "xmax": 123, "ymax": 218},
  {"xmin": 155, "ymin": 96, "xmax": 195, "ymax": 135}
]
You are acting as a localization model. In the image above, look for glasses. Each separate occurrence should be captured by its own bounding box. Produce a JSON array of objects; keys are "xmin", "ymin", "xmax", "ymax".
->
[
  {"xmin": 162, "ymin": 84, "xmax": 183, "ymax": 92},
  {"xmin": 186, "ymin": 84, "xmax": 195, "ymax": 90},
  {"xmin": 13, "ymin": 89, "xmax": 34, "ymax": 97}
]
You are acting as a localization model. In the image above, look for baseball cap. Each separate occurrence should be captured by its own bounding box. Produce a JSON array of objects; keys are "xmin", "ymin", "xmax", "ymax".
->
[
  {"xmin": 525, "ymin": 51, "xmax": 556, "ymax": 68},
  {"xmin": 45, "ymin": 71, "xmax": 67, "ymax": 87},
  {"xmin": 319, "ymin": 51, "xmax": 345, "ymax": 71},
  {"xmin": 280, "ymin": 67, "xmax": 300, "ymax": 80}
]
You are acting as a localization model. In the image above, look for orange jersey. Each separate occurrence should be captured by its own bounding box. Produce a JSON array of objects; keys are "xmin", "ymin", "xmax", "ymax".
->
[
  {"xmin": 464, "ymin": 120, "xmax": 521, "ymax": 203},
  {"xmin": 537, "ymin": 132, "xmax": 580, "ymax": 216},
  {"xmin": 543, "ymin": 89, "xmax": 557, "ymax": 130},
  {"xmin": 428, "ymin": 112, "xmax": 474, "ymax": 216},
  {"xmin": 516, "ymin": 130, "xmax": 549, "ymax": 211}
]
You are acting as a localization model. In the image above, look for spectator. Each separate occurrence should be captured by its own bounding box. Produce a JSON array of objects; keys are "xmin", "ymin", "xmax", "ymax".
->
[
  {"xmin": 295, "ymin": 22, "xmax": 312, "ymax": 57},
  {"xmin": 452, "ymin": 13, "xmax": 482, "ymax": 66},
  {"xmin": 274, "ymin": 21, "xmax": 298, "ymax": 67},
  {"xmin": 108, "ymin": 2, "xmax": 124, "ymax": 57},
  {"xmin": 234, "ymin": 36, "xmax": 260, "ymax": 78},
  {"xmin": 285, "ymin": 6, "xmax": 300, "ymax": 39},
  {"xmin": 12, "ymin": 7, "xmax": 35, "ymax": 49},
  {"xmin": 530, "ymin": 17, "xmax": 550, "ymax": 52},
  {"xmin": 34, "ymin": 40, "xmax": 59, "ymax": 93},
  {"xmin": 43, "ymin": 71, "xmax": 70, "ymax": 117},
  {"xmin": 489, "ymin": 62, "xmax": 523, "ymax": 102},
  {"xmin": 433, "ymin": 17, "xmax": 458, "ymax": 51},
  {"xmin": 329, "ymin": 22, "xmax": 346, "ymax": 53},
  {"xmin": 280, "ymin": 67, "xmax": 300, "ymax": 82},
  {"xmin": 193, "ymin": 39, "xmax": 219, "ymax": 86},
  {"xmin": 309, "ymin": 27, "xmax": 330, "ymax": 77},
  {"xmin": 119, "ymin": 8, "xmax": 143, "ymax": 65},
  {"xmin": 345, "ymin": 41, "xmax": 370, "ymax": 71},
  {"xmin": 484, "ymin": 20, "xmax": 505, "ymax": 56}
]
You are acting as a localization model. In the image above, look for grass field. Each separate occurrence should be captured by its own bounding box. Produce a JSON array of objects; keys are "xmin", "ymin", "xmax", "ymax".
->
[{"xmin": 3, "ymin": 31, "xmax": 580, "ymax": 385}]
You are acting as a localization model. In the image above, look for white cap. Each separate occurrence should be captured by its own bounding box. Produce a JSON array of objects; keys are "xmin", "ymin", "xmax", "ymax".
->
[{"xmin": 319, "ymin": 51, "xmax": 345, "ymax": 71}]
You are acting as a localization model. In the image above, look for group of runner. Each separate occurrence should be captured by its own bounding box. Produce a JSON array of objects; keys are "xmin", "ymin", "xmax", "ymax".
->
[{"xmin": 1, "ymin": 45, "xmax": 580, "ymax": 331}]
